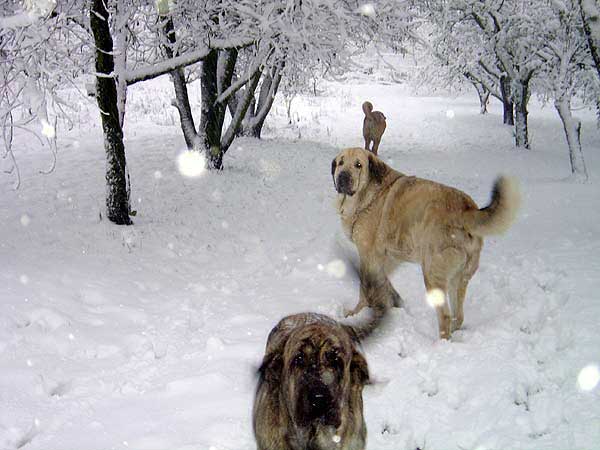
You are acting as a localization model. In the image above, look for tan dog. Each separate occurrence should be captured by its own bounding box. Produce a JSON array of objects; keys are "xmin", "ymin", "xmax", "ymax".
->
[
  {"xmin": 253, "ymin": 301, "xmax": 387, "ymax": 450},
  {"xmin": 331, "ymin": 148, "xmax": 520, "ymax": 339},
  {"xmin": 362, "ymin": 101, "xmax": 386, "ymax": 155}
]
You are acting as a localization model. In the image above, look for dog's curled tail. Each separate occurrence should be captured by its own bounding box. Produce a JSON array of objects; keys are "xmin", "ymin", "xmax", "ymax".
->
[
  {"xmin": 347, "ymin": 301, "xmax": 388, "ymax": 341},
  {"xmin": 464, "ymin": 176, "xmax": 521, "ymax": 237}
]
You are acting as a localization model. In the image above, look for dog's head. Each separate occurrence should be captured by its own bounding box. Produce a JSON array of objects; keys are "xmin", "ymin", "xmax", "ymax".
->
[
  {"xmin": 331, "ymin": 147, "xmax": 388, "ymax": 197},
  {"xmin": 259, "ymin": 315, "xmax": 369, "ymax": 430}
]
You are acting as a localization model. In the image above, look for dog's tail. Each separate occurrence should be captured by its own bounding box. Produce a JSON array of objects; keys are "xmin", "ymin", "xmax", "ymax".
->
[
  {"xmin": 345, "ymin": 288, "xmax": 389, "ymax": 341},
  {"xmin": 463, "ymin": 176, "xmax": 520, "ymax": 237},
  {"xmin": 333, "ymin": 235, "xmax": 390, "ymax": 341}
]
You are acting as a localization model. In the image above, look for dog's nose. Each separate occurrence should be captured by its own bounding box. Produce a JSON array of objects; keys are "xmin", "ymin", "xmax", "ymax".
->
[{"xmin": 336, "ymin": 171, "xmax": 352, "ymax": 194}]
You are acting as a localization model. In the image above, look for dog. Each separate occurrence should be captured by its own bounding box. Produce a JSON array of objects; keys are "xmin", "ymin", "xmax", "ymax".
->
[
  {"xmin": 331, "ymin": 147, "xmax": 520, "ymax": 339},
  {"xmin": 253, "ymin": 285, "xmax": 388, "ymax": 450},
  {"xmin": 362, "ymin": 101, "xmax": 386, "ymax": 156}
]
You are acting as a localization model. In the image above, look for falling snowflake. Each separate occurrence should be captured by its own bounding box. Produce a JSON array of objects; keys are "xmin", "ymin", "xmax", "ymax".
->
[
  {"xmin": 577, "ymin": 364, "xmax": 600, "ymax": 391},
  {"xmin": 20, "ymin": 214, "xmax": 31, "ymax": 227},
  {"xmin": 24, "ymin": 0, "xmax": 56, "ymax": 17},
  {"xmin": 177, "ymin": 150, "xmax": 206, "ymax": 178},
  {"xmin": 41, "ymin": 119, "xmax": 55, "ymax": 138},
  {"xmin": 326, "ymin": 259, "xmax": 346, "ymax": 278},
  {"xmin": 446, "ymin": 110, "xmax": 455, "ymax": 119},
  {"xmin": 426, "ymin": 289, "xmax": 445, "ymax": 307},
  {"xmin": 358, "ymin": 3, "xmax": 376, "ymax": 16}
]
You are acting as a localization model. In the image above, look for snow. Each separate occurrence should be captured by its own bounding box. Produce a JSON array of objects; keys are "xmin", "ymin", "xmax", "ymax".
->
[{"xmin": 1, "ymin": 78, "xmax": 600, "ymax": 450}]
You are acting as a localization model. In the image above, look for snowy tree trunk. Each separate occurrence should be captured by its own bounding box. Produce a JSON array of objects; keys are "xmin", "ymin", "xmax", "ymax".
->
[
  {"xmin": 160, "ymin": 13, "xmax": 198, "ymax": 149},
  {"xmin": 579, "ymin": 0, "xmax": 600, "ymax": 82},
  {"xmin": 216, "ymin": 49, "xmax": 238, "ymax": 127},
  {"xmin": 199, "ymin": 49, "xmax": 223, "ymax": 169},
  {"xmin": 513, "ymin": 78, "xmax": 531, "ymax": 149},
  {"xmin": 90, "ymin": 0, "xmax": 131, "ymax": 225},
  {"xmin": 245, "ymin": 62, "xmax": 284, "ymax": 139},
  {"xmin": 113, "ymin": 3, "xmax": 130, "ymax": 129},
  {"xmin": 241, "ymin": 96, "xmax": 257, "ymax": 136},
  {"xmin": 199, "ymin": 48, "xmax": 236, "ymax": 170},
  {"xmin": 555, "ymin": 97, "xmax": 589, "ymax": 182},
  {"xmin": 221, "ymin": 70, "xmax": 261, "ymax": 151},
  {"xmin": 500, "ymin": 75, "xmax": 514, "ymax": 125},
  {"xmin": 244, "ymin": 73, "xmax": 273, "ymax": 138},
  {"xmin": 472, "ymin": 81, "xmax": 490, "ymax": 114}
]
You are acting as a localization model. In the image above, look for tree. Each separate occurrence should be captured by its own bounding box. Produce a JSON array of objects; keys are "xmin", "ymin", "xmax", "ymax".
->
[
  {"xmin": 537, "ymin": 0, "xmax": 592, "ymax": 181},
  {"xmin": 579, "ymin": 0, "xmax": 600, "ymax": 81},
  {"xmin": 90, "ymin": 0, "xmax": 132, "ymax": 224}
]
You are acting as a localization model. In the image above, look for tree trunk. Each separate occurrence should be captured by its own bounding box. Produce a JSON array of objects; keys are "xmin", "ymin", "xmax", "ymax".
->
[
  {"xmin": 160, "ymin": 13, "xmax": 199, "ymax": 149},
  {"xmin": 245, "ymin": 62, "xmax": 284, "ymax": 138},
  {"xmin": 513, "ymin": 78, "xmax": 531, "ymax": 149},
  {"xmin": 90, "ymin": 0, "xmax": 131, "ymax": 225},
  {"xmin": 216, "ymin": 49, "xmax": 238, "ymax": 127},
  {"xmin": 579, "ymin": 0, "xmax": 600, "ymax": 82},
  {"xmin": 472, "ymin": 81, "xmax": 490, "ymax": 114},
  {"xmin": 199, "ymin": 49, "xmax": 224, "ymax": 169},
  {"xmin": 500, "ymin": 75, "xmax": 514, "ymax": 125},
  {"xmin": 241, "ymin": 96, "xmax": 257, "ymax": 136},
  {"xmin": 247, "ymin": 73, "xmax": 273, "ymax": 138},
  {"xmin": 555, "ymin": 97, "xmax": 589, "ymax": 182},
  {"xmin": 221, "ymin": 70, "xmax": 261, "ymax": 151}
]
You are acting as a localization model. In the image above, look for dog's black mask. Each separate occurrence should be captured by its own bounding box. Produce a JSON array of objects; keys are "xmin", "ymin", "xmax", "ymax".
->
[
  {"xmin": 296, "ymin": 376, "xmax": 341, "ymax": 428},
  {"xmin": 335, "ymin": 171, "xmax": 354, "ymax": 196}
]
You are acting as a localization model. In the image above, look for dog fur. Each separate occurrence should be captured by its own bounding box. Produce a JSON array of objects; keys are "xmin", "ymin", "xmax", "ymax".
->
[
  {"xmin": 253, "ymin": 298, "xmax": 387, "ymax": 450},
  {"xmin": 362, "ymin": 101, "xmax": 386, "ymax": 156},
  {"xmin": 331, "ymin": 147, "xmax": 520, "ymax": 339}
]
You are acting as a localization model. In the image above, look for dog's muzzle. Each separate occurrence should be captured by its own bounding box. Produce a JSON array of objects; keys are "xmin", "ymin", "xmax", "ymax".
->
[
  {"xmin": 336, "ymin": 171, "xmax": 354, "ymax": 196},
  {"xmin": 296, "ymin": 377, "xmax": 341, "ymax": 428}
]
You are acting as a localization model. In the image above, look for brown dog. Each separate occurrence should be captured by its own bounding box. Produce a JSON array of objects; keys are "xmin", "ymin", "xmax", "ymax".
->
[
  {"xmin": 331, "ymin": 148, "xmax": 520, "ymax": 339},
  {"xmin": 362, "ymin": 101, "xmax": 386, "ymax": 156},
  {"xmin": 253, "ymin": 302, "xmax": 386, "ymax": 450}
]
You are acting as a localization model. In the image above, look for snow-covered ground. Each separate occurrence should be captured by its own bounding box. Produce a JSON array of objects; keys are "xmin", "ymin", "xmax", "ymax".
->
[{"xmin": 1, "ymin": 79, "xmax": 600, "ymax": 450}]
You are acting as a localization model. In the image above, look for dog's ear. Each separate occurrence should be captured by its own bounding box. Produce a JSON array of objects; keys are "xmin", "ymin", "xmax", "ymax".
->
[
  {"xmin": 368, "ymin": 154, "xmax": 387, "ymax": 184},
  {"xmin": 258, "ymin": 351, "xmax": 284, "ymax": 384},
  {"xmin": 350, "ymin": 350, "xmax": 370, "ymax": 385},
  {"xmin": 331, "ymin": 157, "xmax": 337, "ymax": 182}
]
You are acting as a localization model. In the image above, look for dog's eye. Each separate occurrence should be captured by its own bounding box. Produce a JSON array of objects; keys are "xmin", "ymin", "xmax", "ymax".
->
[
  {"xmin": 325, "ymin": 350, "xmax": 342, "ymax": 367},
  {"xmin": 292, "ymin": 353, "xmax": 305, "ymax": 367},
  {"xmin": 355, "ymin": 161, "xmax": 362, "ymax": 169}
]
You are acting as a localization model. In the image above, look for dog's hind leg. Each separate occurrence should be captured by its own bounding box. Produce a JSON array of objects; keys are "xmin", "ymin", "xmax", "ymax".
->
[
  {"xmin": 450, "ymin": 250, "xmax": 479, "ymax": 332},
  {"xmin": 423, "ymin": 272, "xmax": 452, "ymax": 340},
  {"xmin": 423, "ymin": 248, "xmax": 467, "ymax": 339},
  {"xmin": 372, "ymin": 138, "xmax": 381, "ymax": 156}
]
